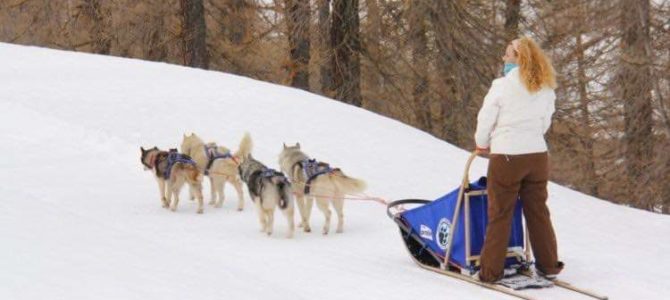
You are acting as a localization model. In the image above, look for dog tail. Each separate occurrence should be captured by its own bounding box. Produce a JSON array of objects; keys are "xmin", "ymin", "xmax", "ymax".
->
[
  {"xmin": 234, "ymin": 132, "xmax": 253, "ymax": 160},
  {"xmin": 271, "ymin": 176, "xmax": 292, "ymax": 209},
  {"xmin": 332, "ymin": 171, "xmax": 367, "ymax": 195}
]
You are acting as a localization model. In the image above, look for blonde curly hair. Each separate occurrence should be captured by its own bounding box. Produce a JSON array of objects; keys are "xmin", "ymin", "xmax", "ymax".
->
[{"xmin": 513, "ymin": 37, "xmax": 557, "ymax": 92}]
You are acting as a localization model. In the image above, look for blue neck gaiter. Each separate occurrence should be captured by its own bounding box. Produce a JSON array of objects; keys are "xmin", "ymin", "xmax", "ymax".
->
[{"xmin": 503, "ymin": 63, "xmax": 518, "ymax": 76}]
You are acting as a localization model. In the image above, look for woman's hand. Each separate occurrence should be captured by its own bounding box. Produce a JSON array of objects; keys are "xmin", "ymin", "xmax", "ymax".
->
[{"xmin": 475, "ymin": 146, "xmax": 490, "ymax": 156}]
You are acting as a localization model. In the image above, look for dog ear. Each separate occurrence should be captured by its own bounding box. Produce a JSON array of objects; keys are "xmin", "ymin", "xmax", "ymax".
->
[
  {"xmin": 296, "ymin": 142, "xmax": 301, "ymax": 149},
  {"xmin": 141, "ymin": 147, "xmax": 145, "ymax": 153},
  {"xmin": 283, "ymin": 143, "xmax": 287, "ymax": 149}
]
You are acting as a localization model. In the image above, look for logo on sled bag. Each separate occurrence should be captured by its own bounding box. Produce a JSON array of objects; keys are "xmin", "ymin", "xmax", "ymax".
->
[
  {"xmin": 420, "ymin": 224, "xmax": 433, "ymax": 241},
  {"xmin": 436, "ymin": 218, "xmax": 451, "ymax": 250}
]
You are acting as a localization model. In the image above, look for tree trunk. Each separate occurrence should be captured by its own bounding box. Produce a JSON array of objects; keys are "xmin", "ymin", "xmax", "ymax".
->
[
  {"xmin": 363, "ymin": 0, "xmax": 383, "ymax": 107},
  {"xmin": 429, "ymin": 0, "xmax": 461, "ymax": 144},
  {"xmin": 284, "ymin": 0, "xmax": 311, "ymax": 91},
  {"xmin": 145, "ymin": 4, "xmax": 167, "ymax": 62},
  {"xmin": 409, "ymin": 0, "xmax": 431, "ymax": 132},
  {"xmin": 575, "ymin": 31, "xmax": 598, "ymax": 196},
  {"xmin": 503, "ymin": 0, "xmax": 521, "ymax": 42},
  {"xmin": 227, "ymin": 0, "xmax": 251, "ymax": 45},
  {"xmin": 317, "ymin": 0, "xmax": 333, "ymax": 95},
  {"xmin": 180, "ymin": 0, "xmax": 208, "ymax": 69},
  {"xmin": 330, "ymin": 0, "xmax": 361, "ymax": 106},
  {"xmin": 619, "ymin": 0, "xmax": 653, "ymax": 209},
  {"xmin": 81, "ymin": 0, "xmax": 110, "ymax": 55}
]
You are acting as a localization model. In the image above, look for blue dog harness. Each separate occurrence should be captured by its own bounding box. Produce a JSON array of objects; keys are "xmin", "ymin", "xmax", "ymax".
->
[
  {"xmin": 296, "ymin": 159, "xmax": 339, "ymax": 194},
  {"xmin": 163, "ymin": 150, "xmax": 197, "ymax": 179},
  {"xmin": 203, "ymin": 144, "xmax": 234, "ymax": 176}
]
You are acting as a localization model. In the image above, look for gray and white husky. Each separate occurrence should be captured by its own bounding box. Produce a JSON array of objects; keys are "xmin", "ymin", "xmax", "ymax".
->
[
  {"xmin": 278, "ymin": 143, "xmax": 366, "ymax": 235},
  {"xmin": 238, "ymin": 154, "xmax": 295, "ymax": 238}
]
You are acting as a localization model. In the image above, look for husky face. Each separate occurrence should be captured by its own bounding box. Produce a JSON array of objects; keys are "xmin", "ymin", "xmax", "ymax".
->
[{"xmin": 140, "ymin": 146, "xmax": 159, "ymax": 170}]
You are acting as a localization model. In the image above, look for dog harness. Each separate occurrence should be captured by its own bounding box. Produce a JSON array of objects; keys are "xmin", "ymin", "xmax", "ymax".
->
[
  {"xmin": 294, "ymin": 159, "xmax": 339, "ymax": 194},
  {"xmin": 163, "ymin": 150, "xmax": 197, "ymax": 179},
  {"xmin": 203, "ymin": 144, "xmax": 234, "ymax": 176}
]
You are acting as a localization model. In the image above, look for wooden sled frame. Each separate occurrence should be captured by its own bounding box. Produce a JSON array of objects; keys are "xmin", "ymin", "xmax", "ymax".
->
[{"xmin": 387, "ymin": 152, "xmax": 608, "ymax": 299}]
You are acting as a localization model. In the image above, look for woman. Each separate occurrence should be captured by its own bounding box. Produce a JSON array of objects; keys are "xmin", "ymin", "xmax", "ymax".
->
[{"xmin": 474, "ymin": 37, "xmax": 563, "ymax": 283}]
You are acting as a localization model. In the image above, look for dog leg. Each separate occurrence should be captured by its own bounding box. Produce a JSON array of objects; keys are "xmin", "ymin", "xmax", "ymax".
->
[
  {"xmin": 266, "ymin": 209, "xmax": 274, "ymax": 236},
  {"xmin": 295, "ymin": 193, "xmax": 307, "ymax": 228},
  {"xmin": 284, "ymin": 206, "xmax": 295, "ymax": 238},
  {"xmin": 157, "ymin": 179, "xmax": 168, "ymax": 208},
  {"xmin": 315, "ymin": 197, "xmax": 331, "ymax": 235},
  {"xmin": 255, "ymin": 198, "xmax": 266, "ymax": 233},
  {"xmin": 303, "ymin": 196, "xmax": 314, "ymax": 233},
  {"xmin": 194, "ymin": 182, "xmax": 204, "ymax": 214},
  {"xmin": 333, "ymin": 194, "xmax": 345, "ymax": 233},
  {"xmin": 214, "ymin": 177, "xmax": 225, "ymax": 208},
  {"xmin": 166, "ymin": 181, "xmax": 174, "ymax": 211},
  {"xmin": 208, "ymin": 176, "xmax": 216, "ymax": 205},
  {"xmin": 233, "ymin": 178, "xmax": 245, "ymax": 211},
  {"xmin": 169, "ymin": 183, "xmax": 179, "ymax": 212}
]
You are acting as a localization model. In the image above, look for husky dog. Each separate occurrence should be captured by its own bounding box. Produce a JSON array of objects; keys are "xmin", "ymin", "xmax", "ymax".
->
[
  {"xmin": 140, "ymin": 147, "xmax": 204, "ymax": 213},
  {"xmin": 238, "ymin": 154, "xmax": 295, "ymax": 238},
  {"xmin": 180, "ymin": 132, "xmax": 252, "ymax": 210},
  {"xmin": 278, "ymin": 143, "xmax": 366, "ymax": 234}
]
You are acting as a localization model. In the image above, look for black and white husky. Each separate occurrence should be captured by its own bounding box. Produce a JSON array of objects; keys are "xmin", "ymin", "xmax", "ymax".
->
[
  {"xmin": 278, "ymin": 143, "xmax": 366, "ymax": 235},
  {"xmin": 238, "ymin": 154, "xmax": 295, "ymax": 238}
]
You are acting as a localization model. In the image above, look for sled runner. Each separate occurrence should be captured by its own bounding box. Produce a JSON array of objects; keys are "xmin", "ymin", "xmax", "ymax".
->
[{"xmin": 387, "ymin": 152, "xmax": 608, "ymax": 300}]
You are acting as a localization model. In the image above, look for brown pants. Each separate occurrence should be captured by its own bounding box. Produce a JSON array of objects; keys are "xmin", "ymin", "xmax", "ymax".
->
[{"xmin": 479, "ymin": 152, "xmax": 562, "ymax": 282}]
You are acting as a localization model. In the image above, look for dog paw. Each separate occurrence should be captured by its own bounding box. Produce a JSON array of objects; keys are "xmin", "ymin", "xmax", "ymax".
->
[
  {"xmin": 208, "ymin": 200, "xmax": 216, "ymax": 205},
  {"xmin": 237, "ymin": 207, "xmax": 243, "ymax": 212},
  {"xmin": 303, "ymin": 226, "xmax": 311, "ymax": 233},
  {"xmin": 266, "ymin": 231, "xmax": 273, "ymax": 236},
  {"xmin": 170, "ymin": 207, "xmax": 177, "ymax": 212},
  {"xmin": 336, "ymin": 228, "xmax": 343, "ymax": 234},
  {"xmin": 197, "ymin": 209, "xmax": 204, "ymax": 214},
  {"xmin": 322, "ymin": 228, "xmax": 329, "ymax": 235},
  {"xmin": 215, "ymin": 203, "xmax": 223, "ymax": 208}
]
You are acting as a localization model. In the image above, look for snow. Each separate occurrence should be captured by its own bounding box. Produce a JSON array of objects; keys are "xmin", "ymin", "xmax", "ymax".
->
[{"xmin": 1, "ymin": 42, "xmax": 668, "ymax": 299}]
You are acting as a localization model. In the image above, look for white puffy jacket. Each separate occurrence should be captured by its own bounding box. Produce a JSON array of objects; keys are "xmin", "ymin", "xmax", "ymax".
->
[{"xmin": 474, "ymin": 68, "xmax": 556, "ymax": 155}]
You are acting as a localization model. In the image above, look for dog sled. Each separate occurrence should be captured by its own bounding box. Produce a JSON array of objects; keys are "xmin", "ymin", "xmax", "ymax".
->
[{"xmin": 386, "ymin": 152, "xmax": 608, "ymax": 300}]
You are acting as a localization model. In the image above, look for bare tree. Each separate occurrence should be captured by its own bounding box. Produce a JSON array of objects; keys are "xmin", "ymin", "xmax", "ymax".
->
[
  {"xmin": 504, "ymin": 0, "xmax": 521, "ymax": 42},
  {"xmin": 181, "ymin": 0, "xmax": 209, "ymax": 69},
  {"xmin": 317, "ymin": 0, "xmax": 333, "ymax": 95},
  {"xmin": 618, "ymin": 0, "xmax": 653, "ymax": 208},
  {"xmin": 331, "ymin": 0, "xmax": 362, "ymax": 106},
  {"xmin": 408, "ymin": 1, "xmax": 431, "ymax": 131},
  {"xmin": 284, "ymin": 0, "xmax": 311, "ymax": 90}
]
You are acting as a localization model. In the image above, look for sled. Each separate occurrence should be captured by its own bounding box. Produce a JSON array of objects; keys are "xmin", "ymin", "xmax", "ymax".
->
[{"xmin": 386, "ymin": 152, "xmax": 608, "ymax": 300}]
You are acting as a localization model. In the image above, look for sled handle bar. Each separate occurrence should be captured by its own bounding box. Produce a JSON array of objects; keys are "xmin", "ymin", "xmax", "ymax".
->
[
  {"xmin": 460, "ymin": 151, "xmax": 480, "ymax": 189},
  {"xmin": 386, "ymin": 199, "xmax": 431, "ymax": 219}
]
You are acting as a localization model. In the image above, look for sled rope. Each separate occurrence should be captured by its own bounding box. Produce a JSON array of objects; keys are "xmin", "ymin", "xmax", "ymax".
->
[
  {"xmin": 301, "ymin": 192, "xmax": 388, "ymax": 205},
  {"xmin": 288, "ymin": 175, "xmax": 389, "ymax": 206}
]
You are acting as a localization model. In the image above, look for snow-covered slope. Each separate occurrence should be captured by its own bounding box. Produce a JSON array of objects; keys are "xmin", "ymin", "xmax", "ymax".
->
[{"xmin": 1, "ymin": 43, "xmax": 668, "ymax": 299}]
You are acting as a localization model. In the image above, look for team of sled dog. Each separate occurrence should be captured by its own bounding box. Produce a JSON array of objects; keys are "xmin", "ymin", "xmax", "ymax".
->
[{"xmin": 140, "ymin": 133, "xmax": 366, "ymax": 238}]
